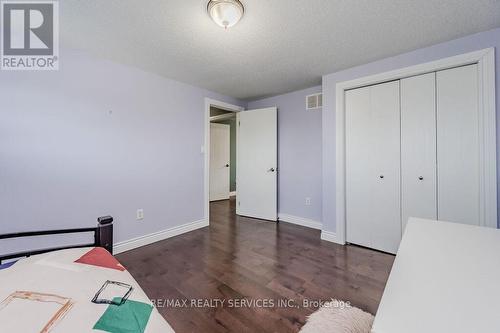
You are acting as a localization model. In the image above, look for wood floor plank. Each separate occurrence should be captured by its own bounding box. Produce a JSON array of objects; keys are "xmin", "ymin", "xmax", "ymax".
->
[{"xmin": 117, "ymin": 198, "xmax": 394, "ymax": 332}]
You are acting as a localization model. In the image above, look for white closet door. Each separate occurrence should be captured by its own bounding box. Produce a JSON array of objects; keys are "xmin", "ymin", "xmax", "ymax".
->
[
  {"xmin": 346, "ymin": 86, "xmax": 373, "ymax": 249},
  {"xmin": 346, "ymin": 80, "xmax": 401, "ymax": 254},
  {"xmin": 370, "ymin": 81, "xmax": 401, "ymax": 253},
  {"xmin": 436, "ymin": 64, "xmax": 480, "ymax": 225},
  {"xmin": 401, "ymin": 73, "xmax": 437, "ymax": 233}
]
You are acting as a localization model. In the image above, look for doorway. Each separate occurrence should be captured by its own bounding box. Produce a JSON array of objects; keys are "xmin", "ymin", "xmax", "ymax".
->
[
  {"xmin": 204, "ymin": 98, "xmax": 278, "ymax": 225},
  {"xmin": 210, "ymin": 107, "xmax": 237, "ymax": 201},
  {"xmin": 204, "ymin": 99, "xmax": 243, "ymax": 223}
]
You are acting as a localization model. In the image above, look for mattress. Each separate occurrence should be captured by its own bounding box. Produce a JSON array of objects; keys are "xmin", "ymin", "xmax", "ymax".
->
[{"xmin": 0, "ymin": 247, "xmax": 175, "ymax": 333}]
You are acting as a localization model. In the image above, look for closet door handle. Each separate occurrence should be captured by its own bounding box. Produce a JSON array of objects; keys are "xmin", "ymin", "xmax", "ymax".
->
[
  {"xmin": 418, "ymin": 176, "xmax": 424, "ymax": 181},
  {"xmin": 379, "ymin": 175, "xmax": 384, "ymax": 179}
]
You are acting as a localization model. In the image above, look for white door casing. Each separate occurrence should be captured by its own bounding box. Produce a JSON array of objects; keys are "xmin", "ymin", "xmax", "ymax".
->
[
  {"xmin": 210, "ymin": 123, "xmax": 230, "ymax": 201},
  {"xmin": 204, "ymin": 98, "xmax": 244, "ymax": 224},
  {"xmin": 237, "ymin": 107, "xmax": 278, "ymax": 221}
]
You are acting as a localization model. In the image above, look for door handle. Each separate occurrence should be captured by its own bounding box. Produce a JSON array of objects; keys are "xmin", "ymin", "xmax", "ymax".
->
[
  {"xmin": 418, "ymin": 176, "xmax": 424, "ymax": 181},
  {"xmin": 379, "ymin": 175, "xmax": 384, "ymax": 179},
  {"xmin": 268, "ymin": 168, "xmax": 276, "ymax": 172},
  {"xmin": 225, "ymin": 164, "xmax": 230, "ymax": 168}
]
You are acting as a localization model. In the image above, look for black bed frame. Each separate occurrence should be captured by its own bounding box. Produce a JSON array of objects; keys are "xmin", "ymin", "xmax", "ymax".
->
[{"xmin": 0, "ymin": 216, "xmax": 113, "ymax": 264}]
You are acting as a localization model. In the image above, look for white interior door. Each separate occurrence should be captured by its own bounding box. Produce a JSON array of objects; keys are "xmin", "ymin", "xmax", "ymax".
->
[
  {"xmin": 237, "ymin": 107, "xmax": 277, "ymax": 221},
  {"xmin": 437, "ymin": 64, "xmax": 480, "ymax": 225},
  {"xmin": 210, "ymin": 123, "xmax": 230, "ymax": 201},
  {"xmin": 346, "ymin": 81, "xmax": 401, "ymax": 254},
  {"xmin": 401, "ymin": 73, "xmax": 437, "ymax": 233}
]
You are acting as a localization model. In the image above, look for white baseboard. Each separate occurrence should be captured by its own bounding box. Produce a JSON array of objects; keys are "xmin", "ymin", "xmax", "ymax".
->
[
  {"xmin": 278, "ymin": 214, "xmax": 322, "ymax": 230},
  {"xmin": 321, "ymin": 230, "xmax": 343, "ymax": 245},
  {"xmin": 229, "ymin": 191, "xmax": 237, "ymax": 196},
  {"xmin": 113, "ymin": 219, "xmax": 209, "ymax": 255}
]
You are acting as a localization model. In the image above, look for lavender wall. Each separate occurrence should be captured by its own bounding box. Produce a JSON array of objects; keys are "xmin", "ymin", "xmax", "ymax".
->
[
  {"xmin": 322, "ymin": 27, "xmax": 500, "ymax": 233},
  {"xmin": 248, "ymin": 86, "xmax": 323, "ymax": 223},
  {"xmin": 2, "ymin": 28, "xmax": 498, "ymax": 255},
  {"xmin": 0, "ymin": 48, "xmax": 244, "ymax": 251}
]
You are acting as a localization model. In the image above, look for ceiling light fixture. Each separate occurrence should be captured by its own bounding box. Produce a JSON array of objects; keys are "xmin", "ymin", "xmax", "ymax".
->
[{"xmin": 207, "ymin": 0, "xmax": 244, "ymax": 29}]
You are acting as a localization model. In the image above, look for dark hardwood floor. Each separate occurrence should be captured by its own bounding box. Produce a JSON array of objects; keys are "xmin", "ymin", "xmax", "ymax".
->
[{"xmin": 117, "ymin": 198, "xmax": 394, "ymax": 333}]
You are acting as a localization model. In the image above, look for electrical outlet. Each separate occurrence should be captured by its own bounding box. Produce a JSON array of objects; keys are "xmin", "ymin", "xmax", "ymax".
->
[
  {"xmin": 136, "ymin": 209, "xmax": 144, "ymax": 220},
  {"xmin": 305, "ymin": 197, "xmax": 311, "ymax": 206}
]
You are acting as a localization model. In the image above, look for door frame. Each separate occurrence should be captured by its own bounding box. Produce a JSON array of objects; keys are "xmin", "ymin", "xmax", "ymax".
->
[
  {"xmin": 332, "ymin": 47, "xmax": 496, "ymax": 245},
  {"xmin": 205, "ymin": 98, "xmax": 244, "ymax": 224},
  {"xmin": 209, "ymin": 122, "xmax": 231, "ymax": 202}
]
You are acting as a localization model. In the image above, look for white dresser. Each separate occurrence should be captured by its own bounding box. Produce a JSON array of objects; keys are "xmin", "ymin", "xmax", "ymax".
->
[{"xmin": 372, "ymin": 218, "xmax": 500, "ymax": 333}]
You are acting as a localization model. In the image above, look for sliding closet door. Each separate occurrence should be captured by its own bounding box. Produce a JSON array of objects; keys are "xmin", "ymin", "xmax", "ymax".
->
[
  {"xmin": 346, "ymin": 81, "xmax": 401, "ymax": 254},
  {"xmin": 401, "ymin": 73, "xmax": 437, "ymax": 233},
  {"xmin": 436, "ymin": 64, "xmax": 480, "ymax": 225}
]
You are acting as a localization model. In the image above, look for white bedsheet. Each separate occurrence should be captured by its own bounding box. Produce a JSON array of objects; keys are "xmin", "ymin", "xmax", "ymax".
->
[{"xmin": 0, "ymin": 247, "xmax": 175, "ymax": 332}]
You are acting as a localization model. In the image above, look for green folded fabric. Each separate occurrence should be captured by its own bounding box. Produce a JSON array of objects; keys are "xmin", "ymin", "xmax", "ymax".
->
[{"xmin": 93, "ymin": 297, "xmax": 153, "ymax": 333}]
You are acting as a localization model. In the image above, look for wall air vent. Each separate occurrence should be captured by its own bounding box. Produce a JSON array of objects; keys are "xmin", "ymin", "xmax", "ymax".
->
[{"xmin": 306, "ymin": 93, "xmax": 323, "ymax": 110}]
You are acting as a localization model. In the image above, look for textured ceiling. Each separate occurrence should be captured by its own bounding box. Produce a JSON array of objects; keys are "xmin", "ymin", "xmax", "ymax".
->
[{"xmin": 60, "ymin": 0, "xmax": 500, "ymax": 100}]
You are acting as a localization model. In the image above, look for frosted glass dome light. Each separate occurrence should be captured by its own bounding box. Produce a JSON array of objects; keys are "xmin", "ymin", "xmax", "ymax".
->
[{"xmin": 207, "ymin": 0, "xmax": 244, "ymax": 29}]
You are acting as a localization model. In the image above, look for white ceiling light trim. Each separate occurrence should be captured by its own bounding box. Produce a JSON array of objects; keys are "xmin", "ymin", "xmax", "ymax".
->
[{"xmin": 207, "ymin": 0, "xmax": 244, "ymax": 29}]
